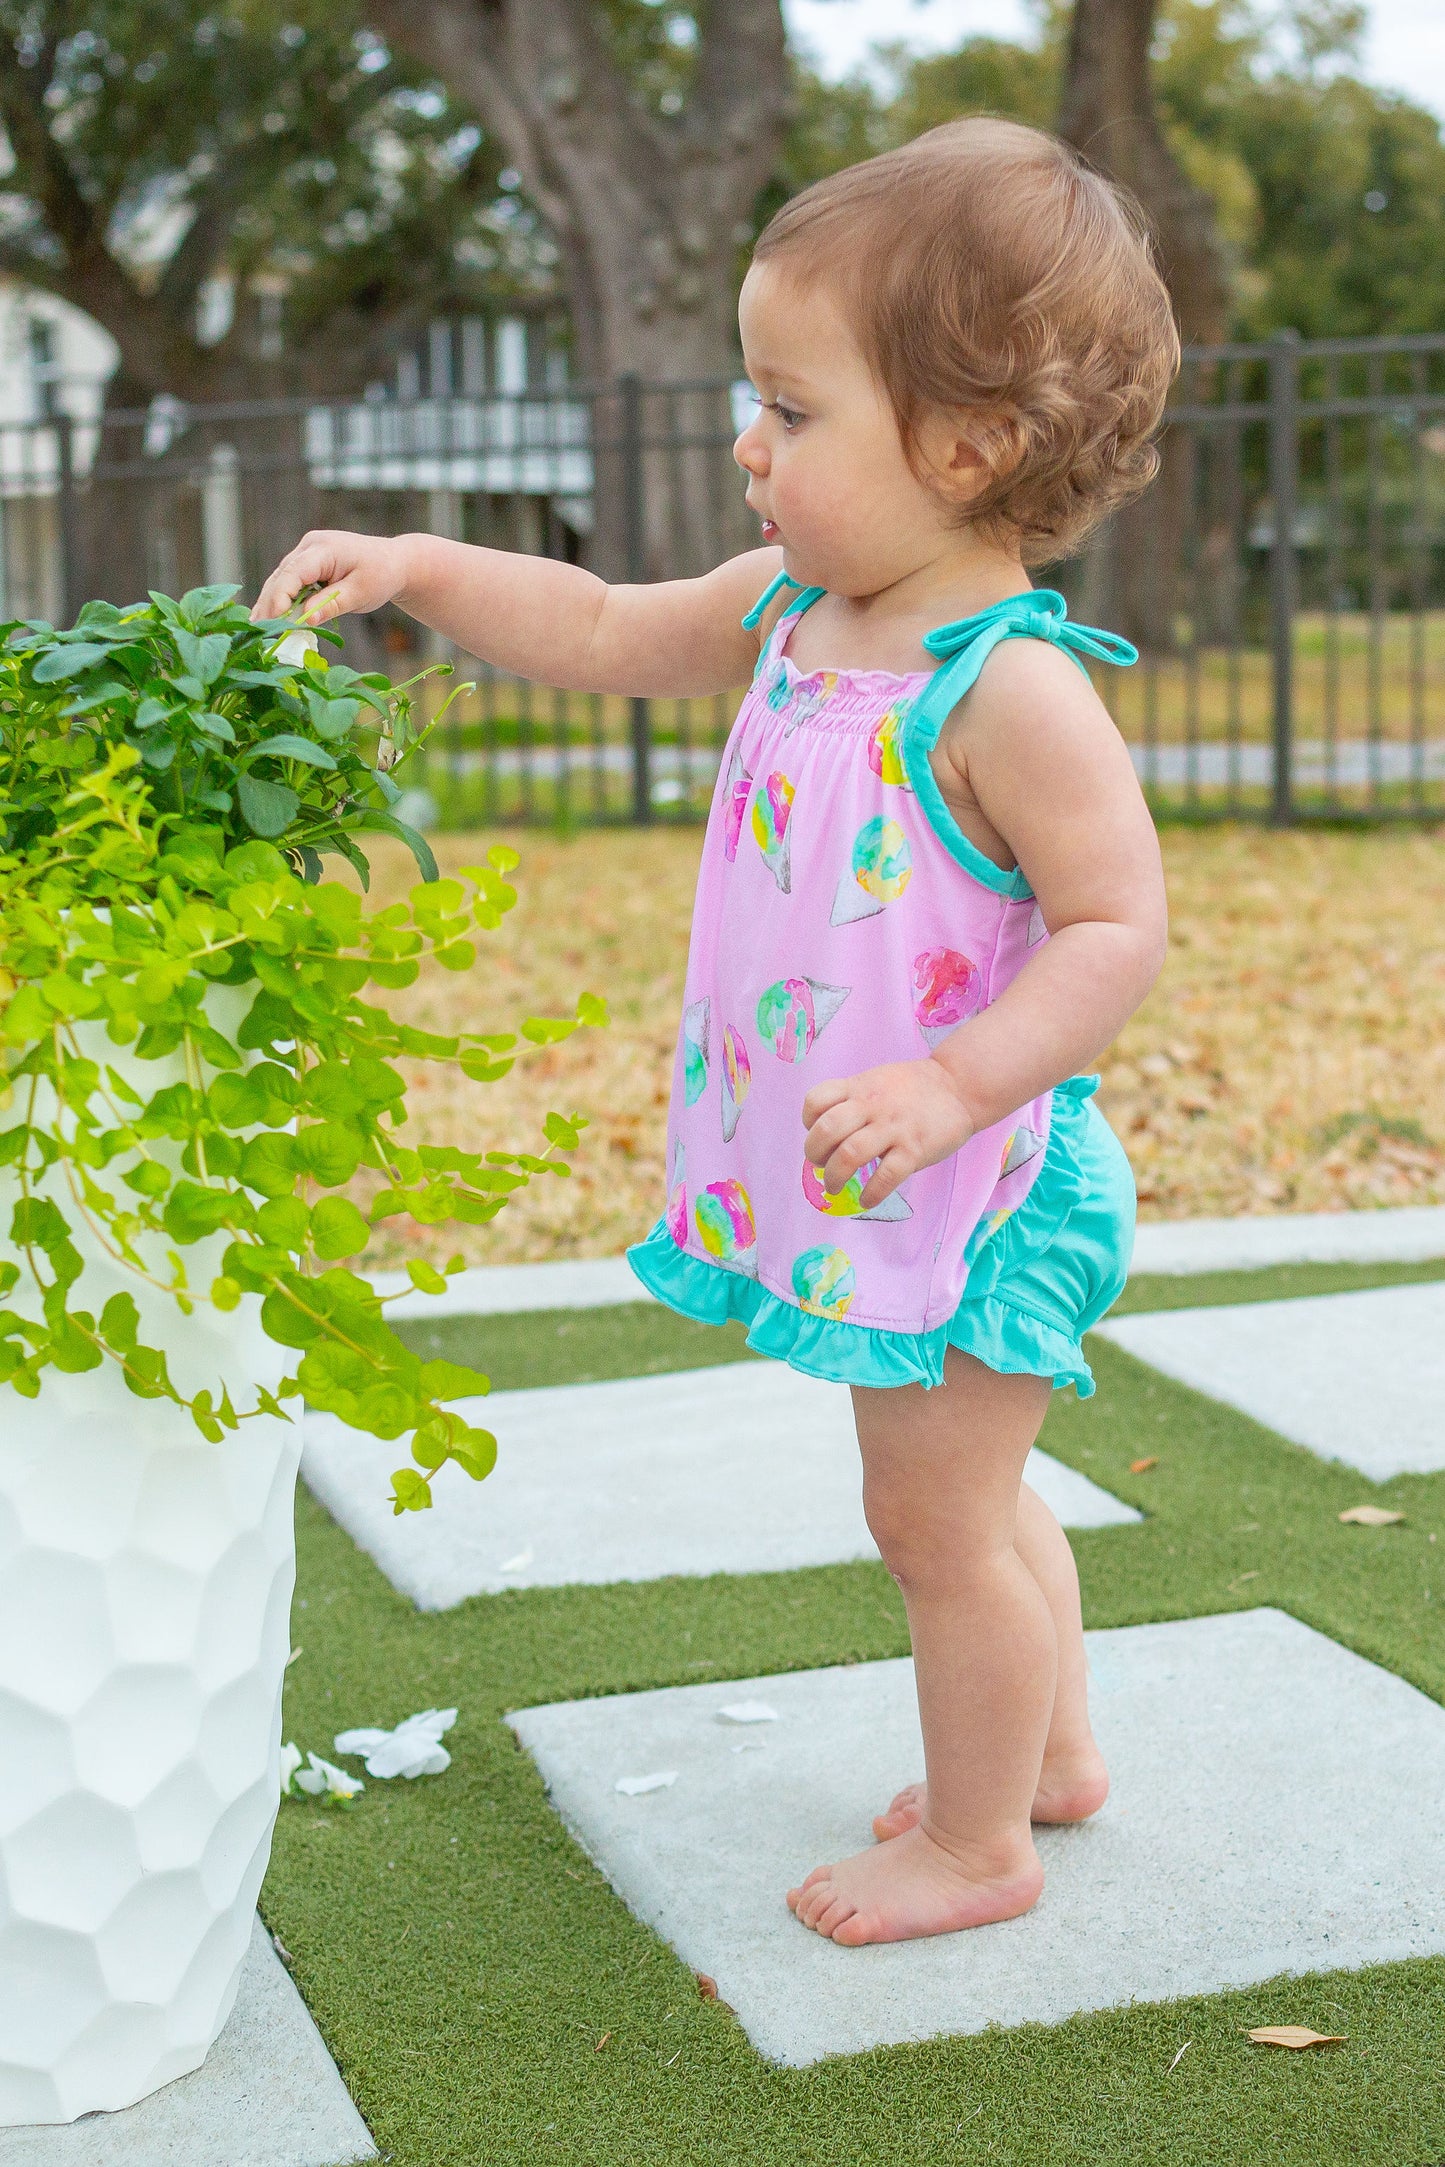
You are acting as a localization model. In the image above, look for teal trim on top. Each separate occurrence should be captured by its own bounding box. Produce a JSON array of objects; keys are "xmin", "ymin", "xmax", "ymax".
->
[
  {"xmin": 902, "ymin": 587, "xmax": 1136, "ymax": 900},
  {"xmin": 900, "ymin": 725, "xmax": 1034, "ymax": 898},
  {"xmin": 741, "ymin": 570, "xmax": 826, "ymax": 629}
]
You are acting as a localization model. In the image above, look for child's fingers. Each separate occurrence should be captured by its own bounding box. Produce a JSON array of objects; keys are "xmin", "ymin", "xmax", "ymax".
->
[
  {"xmin": 857, "ymin": 1147, "xmax": 913, "ymax": 1209},
  {"xmin": 251, "ymin": 537, "xmax": 349, "ymax": 622},
  {"xmin": 801, "ymin": 1075, "xmax": 853, "ymax": 1129},
  {"xmin": 822, "ymin": 1122, "xmax": 889, "ymax": 1194},
  {"xmin": 802, "ymin": 1096, "xmax": 865, "ymax": 1166}
]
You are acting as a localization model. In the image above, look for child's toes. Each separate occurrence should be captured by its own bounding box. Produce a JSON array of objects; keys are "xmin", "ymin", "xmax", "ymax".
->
[
  {"xmin": 791, "ymin": 1868, "xmax": 840, "ymax": 1930},
  {"xmin": 872, "ymin": 1781, "xmax": 926, "ymax": 1840}
]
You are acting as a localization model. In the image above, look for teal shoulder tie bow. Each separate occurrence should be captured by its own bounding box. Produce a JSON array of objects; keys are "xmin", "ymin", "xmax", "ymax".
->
[{"xmin": 911, "ymin": 588, "xmax": 1137, "ymax": 748}]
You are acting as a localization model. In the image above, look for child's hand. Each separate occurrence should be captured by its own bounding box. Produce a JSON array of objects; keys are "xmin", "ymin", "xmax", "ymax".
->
[
  {"xmin": 251, "ymin": 529, "xmax": 412, "ymax": 627},
  {"xmin": 802, "ymin": 1058, "xmax": 976, "ymax": 1209}
]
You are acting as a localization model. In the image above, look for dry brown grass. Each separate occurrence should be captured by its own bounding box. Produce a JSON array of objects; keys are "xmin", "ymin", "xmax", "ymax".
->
[{"xmin": 357, "ymin": 820, "xmax": 1445, "ymax": 1267}]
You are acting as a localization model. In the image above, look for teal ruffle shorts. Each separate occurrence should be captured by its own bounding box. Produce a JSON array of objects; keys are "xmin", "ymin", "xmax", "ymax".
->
[
  {"xmin": 629, "ymin": 1075, "xmax": 1135, "ymax": 1398},
  {"xmin": 945, "ymin": 1074, "xmax": 1135, "ymax": 1400}
]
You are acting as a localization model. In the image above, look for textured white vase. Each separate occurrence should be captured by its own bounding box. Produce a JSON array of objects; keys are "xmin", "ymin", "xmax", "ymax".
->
[{"xmin": 0, "ymin": 1006, "xmax": 299, "ymax": 2124}]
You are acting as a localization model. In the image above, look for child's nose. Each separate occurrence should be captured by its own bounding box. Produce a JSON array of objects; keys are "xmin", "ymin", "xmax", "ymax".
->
[{"xmin": 733, "ymin": 421, "xmax": 768, "ymax": 477}]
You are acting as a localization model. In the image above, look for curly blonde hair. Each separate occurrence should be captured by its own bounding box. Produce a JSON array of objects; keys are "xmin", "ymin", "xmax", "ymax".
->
[{"xmin": 752, "ymin": 118, "xmax": 1180, "ymax": 564}]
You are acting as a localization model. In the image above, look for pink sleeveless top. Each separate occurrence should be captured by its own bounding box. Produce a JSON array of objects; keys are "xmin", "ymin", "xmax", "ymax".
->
[{"xmin": 628, "ymin": 580, "xmax": 1137, "ymax": 1389}]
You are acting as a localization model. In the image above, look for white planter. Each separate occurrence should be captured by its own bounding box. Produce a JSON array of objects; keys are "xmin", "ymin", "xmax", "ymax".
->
[{"xmin": 0, "ymin": 1008, "xmax": 299, "ymax": 2123}]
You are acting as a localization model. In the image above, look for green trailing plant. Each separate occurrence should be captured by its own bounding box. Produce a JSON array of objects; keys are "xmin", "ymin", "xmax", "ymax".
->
[{"xmin": 0, "ymin": 582, "xmax": 606, "ymax": 1513}]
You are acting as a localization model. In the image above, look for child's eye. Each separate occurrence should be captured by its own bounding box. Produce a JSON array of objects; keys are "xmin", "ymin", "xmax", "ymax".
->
[{"xmin": 767, "ymin": 400, "xmax": 805, "ymax": 433}]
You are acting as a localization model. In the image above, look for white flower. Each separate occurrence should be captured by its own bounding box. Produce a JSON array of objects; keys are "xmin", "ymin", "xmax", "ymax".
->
[
  {"xmin": 279, "ymin": 1741, "xmax": 304, "ymax": 1797},
  {"xmin": 292, "ymin": 1751, "xmax": 365, "ymax": 1801},
  {"xmin": 274, "ymin": 627, "xmax": 319, "ymax": 668},
  {"xmin": 334, "ymin": 1707, "xmax": 457, "ymax": 1779}
]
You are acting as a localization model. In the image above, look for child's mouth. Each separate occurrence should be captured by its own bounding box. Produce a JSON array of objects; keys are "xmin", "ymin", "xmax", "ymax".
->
[{"xmin": 760, "ymin": 518, "xmax": 779, "ymax": 542}]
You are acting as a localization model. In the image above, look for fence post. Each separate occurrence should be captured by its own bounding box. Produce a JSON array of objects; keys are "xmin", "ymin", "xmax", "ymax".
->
[
  {"xmin": 1266, "ymin": 330, "xmax": 1300, "ymax": 825},
  {"xmin": 55, "ymin": 411, "xmax": 81, "ymax": 627},
  {"xmin": 619, "ymin": 371, "xmax": 652, "ymax": 824}
]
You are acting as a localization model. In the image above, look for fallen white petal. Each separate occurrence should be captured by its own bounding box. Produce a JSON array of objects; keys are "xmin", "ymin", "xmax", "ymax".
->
[
  {"xmin": 499, "ymin": 1548, "xmax": 534, "ymax": 1573},
  {"xmin": 295, "ymin": 1752, "xmax": 364, "ymax": 1800},
  {"xmin": 717, "ymin": 1701, "xmax": 779, "ymax": 1724},
  {"xmin": 334, "ymin": 1727, "xmax": 390, "ymax": 1755},
  {"xmin": 615, "ymin": 1771, "xmax": 678, "ymax": 1796},
  {"xmin": 334, "ymin": 1708, "xmax": 457, "ymax": 1779},
  {"xmin": 279, "ymin": 1741, "xmax": 303, "ymax": 1796},
  {"xmin": 730, "ymin": 1740, "xmax": 767, "ymax": 1754}
]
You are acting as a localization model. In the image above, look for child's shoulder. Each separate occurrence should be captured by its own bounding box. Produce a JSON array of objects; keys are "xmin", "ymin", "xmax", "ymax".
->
[
  {"xmin": 931, "ymin": 626, "xmax": 1140, "ymax": 830},
  {"xmin": 942, "ymin": 628, "xmax": 1116, "ymax": 749}
]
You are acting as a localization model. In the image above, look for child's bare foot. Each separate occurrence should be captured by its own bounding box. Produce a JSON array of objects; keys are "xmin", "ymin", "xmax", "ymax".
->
[
  {"xmin": 872, "ymin": 1745, "xmax": 1109, "ymax": 1841},
  {"xmin": 787, "ymin": 1823, "xmax": 1043, "ymax": 1945}
]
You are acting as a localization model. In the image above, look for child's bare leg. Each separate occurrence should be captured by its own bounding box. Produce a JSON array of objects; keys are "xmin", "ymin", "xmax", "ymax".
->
[
  {"xmin": 874, "ymin": 1478, "xmax": 1108, "ymax": 1839},
  {"xmin": 787, "ymin": 1352, "xmax": 1055, "ymax": 1945}
]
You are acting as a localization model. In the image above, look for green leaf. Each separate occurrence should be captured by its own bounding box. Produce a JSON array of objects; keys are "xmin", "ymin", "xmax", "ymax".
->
[
  {"xmin": 405, "ymin": 1260, "xmax": 447, "ymax": 1295},
  {"xmin": 311, "ymin": 1196, "xmax": 369, "ymax": 1260},
  {"xmin": 163, "ymin": 1181, "xmax": 234, "ymax": 1243},
  {"xmin": 450, "ymin": 1424, "xmax": 498, "ymax": 1482},
  {"xmin": 31, "ymin": 642, "xmax": 112, "ymax": 681},
  {"xmin": 390, "ymin": 1467, "xmax": 432, "ymax": 1515},
  {"xmin": 178, "ymin": 583, "xmax": 241, "ymax": 621},
  {"xmin": 355, "ymin": 812, "xmax": 438, "ymax": 884},
  {"xmin": 211, "ymin": 1275, "xmax": 242, "ymax": 1312},
  {"xmin": 419, "ymin": 1357, "xmax": 490, "ymax": 1400},
  {"xmin": 256, "ymin": 1196, "xmax": 310, "ymax": 1248},
  {"xmin": 173, "ymin": 628, "xmax": 232, "ymax": 685},
  {"xmin": 577, "ymin": 992, "xmax": 610, "ymax": 1027},
  {"xmin": 241, "ymin": 734, "xmax": 339, "ymax": 771},
  {"xmin": 236, "ymin": 774, "xmax": 301, "ymax": 838},
  {"xmin": 240, "ymin": 1131, "xmax": 300, "ymax": 1197},
  {"xmin": 293, "ymin": 1121, "xmax": 363, "ymax": 1187},
  {"xmin": 354, "ymin": 1381, "xmax": 414, "ymax": 1437},
  {"xmin": 543, "ymin": 1112, "xmax": 581, "ymax": 1150},
  {"xmin": 99, "ymin": 1292, "xmax": 141, "ymax": 1349}
]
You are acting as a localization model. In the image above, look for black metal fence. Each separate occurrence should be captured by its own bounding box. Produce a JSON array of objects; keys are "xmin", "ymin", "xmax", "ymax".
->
[{"xmin": 10, "ymin": 330, "xmax": 1445, "ymax": 827}]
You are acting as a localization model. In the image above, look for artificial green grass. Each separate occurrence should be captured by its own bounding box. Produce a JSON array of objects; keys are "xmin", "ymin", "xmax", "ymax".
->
[
  {"xmin": 267, "ymin": 1314, "xmax": 1445, "ymax": 2166},
  {"xmin": 392, "ymin": 1254, "xmax": 1445, "ymax": 1393}
]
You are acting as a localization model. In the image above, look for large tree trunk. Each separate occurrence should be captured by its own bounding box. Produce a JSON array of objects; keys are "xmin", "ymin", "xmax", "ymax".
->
[
  {"xmin": 1058, "ymin": 0, "xmax": 1231, "ymax": 652},
  {"xmin": 365, "ymin": 0, "xmax": 791, "ymax": 577}
]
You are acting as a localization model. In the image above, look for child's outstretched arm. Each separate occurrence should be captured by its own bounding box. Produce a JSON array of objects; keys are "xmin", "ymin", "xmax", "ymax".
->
[
  {"xmin": 804, "ymin": 642, "xmax": 1167, "ymax": 1208},
  {"xmin": 251, "ymin": 531, "xmax": 783, "ymax": 700}
]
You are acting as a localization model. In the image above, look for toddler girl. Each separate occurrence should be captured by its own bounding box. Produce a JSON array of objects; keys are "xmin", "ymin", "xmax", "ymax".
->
[{"xmin": 256, "ymin": 117, "xmax": 1177, "ymax": 1947}]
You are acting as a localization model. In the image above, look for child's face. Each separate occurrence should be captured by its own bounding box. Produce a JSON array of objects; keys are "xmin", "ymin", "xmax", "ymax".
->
[{"xmin": 734, "ymin": 261, "xmax": 994, "ymax": 597}]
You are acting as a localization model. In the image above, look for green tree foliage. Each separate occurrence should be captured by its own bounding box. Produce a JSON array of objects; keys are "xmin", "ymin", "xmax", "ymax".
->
[
  {"xmin": 0, "ymin": 2, "xmax": 548, "ymax": 403},
  {"xmin": 786, "ymin": 0, "xmax": 1445, "ymax": 340}
]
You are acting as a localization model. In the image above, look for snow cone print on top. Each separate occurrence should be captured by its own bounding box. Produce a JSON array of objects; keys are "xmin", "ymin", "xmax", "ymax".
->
[{"xmin": 631, "ymin": 581, "xmax": 1138, "ymax": 1391}]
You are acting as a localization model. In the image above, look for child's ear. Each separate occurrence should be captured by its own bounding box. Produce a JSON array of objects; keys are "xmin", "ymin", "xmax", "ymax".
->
[{"xmin": 919, "ymin": 408, "xmax": 1024, "ymax": 508}]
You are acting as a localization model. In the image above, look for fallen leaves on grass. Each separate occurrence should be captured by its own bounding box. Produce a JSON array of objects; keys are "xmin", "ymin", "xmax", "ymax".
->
[
  {"xmin": 696, "ymin": 1974, "xmax": 719, "ymax": 2001},
  {"xmin": 1165, "ymin": 2040, "xmax": 1192, "ymax": 2074},
  {"xmin": 1131, "ymin": 1456, "xmax": 1160, "ymax": 1474},
  {"xmin": 1339, "ymin": 1505, "xmax": 1406, "ymax": 1526},
  {"xmin": 594, "ymin": 2031, "xmax": 612, "ymax": 2052},
  {"xmin": 1246, "ymin": 2026, "xmax": 1346, "ymax": 2050}
]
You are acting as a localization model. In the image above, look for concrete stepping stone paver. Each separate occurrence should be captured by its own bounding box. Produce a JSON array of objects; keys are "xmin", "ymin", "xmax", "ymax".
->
[
  {"xmin": 509, "ymin": 1607, "xmax": 1445, "ymax": 2065},
  {"xmin": 1097, "ymin": 1281, "xmax": 1445, "ymax": 1479},
  {"xmin": 0, "ymin": 1918, "xmax": 375, "ymax": 2166},
  {"xmin": 1129, "ymin": 1204, "xmax": 1445, "ymax": 1276},
  {"xmin": 371, "ymin": 1255, "xmax": 650, "ymax": 1319},
  {"xmin": 302, "ymin": 1362, "xmax": 1139, "ymax": 1610}
]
